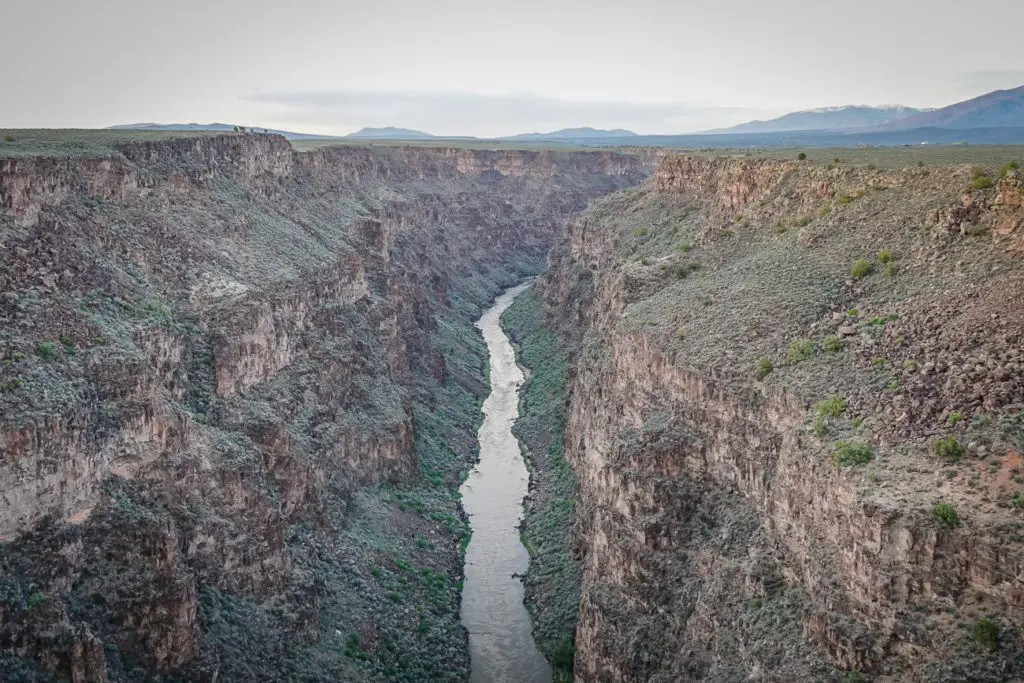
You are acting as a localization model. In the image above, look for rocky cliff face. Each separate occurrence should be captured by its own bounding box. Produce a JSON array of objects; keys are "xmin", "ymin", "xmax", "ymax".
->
[
  {"xmin": 536, "ymin": 155, "xmax": 1024, "ymax": 681},
  {"xmin": 0, "ymin": 134, "xmax": 652, "ymax": 681}
]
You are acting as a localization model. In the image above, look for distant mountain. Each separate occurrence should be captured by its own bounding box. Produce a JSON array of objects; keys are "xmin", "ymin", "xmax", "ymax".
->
[
  {"xmin": 711, "ymin": 105, "xmax": 923, "ymax": 134},
  {"xmin": 345, "ymin": 127, "xmax": 437, "ymax": 139},
  {"xmin": 108, "ymin": 122, "xmax": 338, "ymax": 140},
  {"xmin": 498, "ymin": 127, "xmax": 639, "ymax": 142},
  {"xmin": 880, "ymin": 85, "xmax": 1024, "ymax": 130}
]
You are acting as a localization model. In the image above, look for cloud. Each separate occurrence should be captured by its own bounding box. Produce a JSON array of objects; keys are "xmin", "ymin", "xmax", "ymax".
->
[{"xmin": 244, "ymin": 89, "xmax": 776, "ymax": 137}]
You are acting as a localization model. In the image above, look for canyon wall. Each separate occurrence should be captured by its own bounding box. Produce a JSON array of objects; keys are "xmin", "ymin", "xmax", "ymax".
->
[
  {"xmin": 535, "ymin": 155, "xmax": 1024, "ymax": 681},
  {"xmin": 0, "ymin": 134, "xmax": 653, "ymax": 681}
]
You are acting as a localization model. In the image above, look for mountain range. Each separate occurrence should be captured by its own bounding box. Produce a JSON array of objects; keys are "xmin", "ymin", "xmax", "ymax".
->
[
  {"xmin": 498, "ymin": 127, "xmax": 639, "ymax": 142},
  {"xmin": 109, "ymin": 84, "xmax": 1024, "ymax": 146},
  {"xmin": 709, "ymin": 105, "xmax": 926, "ymax": 134},
  {"xmin": 108, "ymin": 122, "xmax": 339, "ymax": 140}
]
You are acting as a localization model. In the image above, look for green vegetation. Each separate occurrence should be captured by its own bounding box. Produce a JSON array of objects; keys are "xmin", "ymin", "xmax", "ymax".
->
[
  {"xmin": 2, "ymin": 135, "xmax": 13, "ymax": 143},
  {"xmin": 797, "ymin": 152, "xmax": 807, "ymax": 161},
  {"xmin": 832, "ymin": 441, "xmax": 873, "ymax": 467},
  {"xmin": 676, "ymin": 241, "xmax": 692, "ymax": 252},
  {"xmin": 787, "ymin": 338, "xmax": 815, "ymax": 364},
  {"xmin": 640, "ymin": 256, "xmax": 649, "ymax": 266},
  {"xmin": 884, "ymin": 262, "xmax": 898, "ymax": 277},
  {"xmin": 932, "ymin": 435, "xmax": 965, "ymax": 461},
  {"xmin": 633, "ymin": 226, "xmax": 649, "ymax": 237},
  {"xmin": 999, "ymin": 160, "xmax": 1019, "ymax": 179},
  {"xmin": 971, "ymin": 166, "xmax": 995, "ymax": 190},
  {"xmin": 947, "ymin": 412, "xmax": 965, "ymax": 425},
  {"xmin": 501, "ymin": 290, "xmax": 582, "ymax": 681},
  {"xmin": 675, "ymin": 261, "xmax": 699, "ymax": 279},
  {"xmin": 973, "ymin": 618, "xmax": 999, "ymax": 651},
  {"xmin": 36, "ymin": 342, "xmax": 57, "ymax": 360},
  {"xmin": 26, "ymin": 591, "xmax": 47, "ymax": 609},
  {"xmin": 755, "ymin": 357, "xmax": 774, "ymax": 380},
  {"xmin": 877, "ymin": 248, "xmax": 894, "ymax": 264},
  {"xmin": 773, "ymin": 222, "xmax": 788, "ymax": 234},
  {"xmin": 932, "ymin": 502, "xmax": 961, "ymax": 526},
  {"xmin": 819, "ymin": 205, "xmax": 832, "ymax": 217},
  {"xmin": 851, "ymin": 258, "xmax": 873, "ymax": 279},
  {"xmin": 794, "ymin": 216, "xmax": 813, "ymax": 227},
  {"xmin": 822, "ymin": 335, "xmax": 843, "ymax": 353},
  {"xmin": 816, "ymin": 395, "xmax": 846, "ymax": 418}
]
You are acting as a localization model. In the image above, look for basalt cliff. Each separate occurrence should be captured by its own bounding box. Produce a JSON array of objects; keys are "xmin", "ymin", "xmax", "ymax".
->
[
  {"xmin": 525, "ymin": 154, "xmax": 1024, "ymax": 681},
  {"xmin": 0, "ymin": 134, "xmax": 652, "ymax": 681}
]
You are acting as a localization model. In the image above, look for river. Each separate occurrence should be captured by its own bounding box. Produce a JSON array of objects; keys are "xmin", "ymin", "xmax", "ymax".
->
[{"xmin": 459, "ymin": 282, "xmax": 552, "ymax": 683}]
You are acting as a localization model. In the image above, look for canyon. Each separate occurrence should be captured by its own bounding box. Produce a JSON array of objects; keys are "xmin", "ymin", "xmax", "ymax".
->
[
  {"xmin": 3, "ymin": 133, "xmax": 1024, "ymax": 682},
  {"xmin": 0, "ymin": 134, "xmax": 650, "ymax": 681}
]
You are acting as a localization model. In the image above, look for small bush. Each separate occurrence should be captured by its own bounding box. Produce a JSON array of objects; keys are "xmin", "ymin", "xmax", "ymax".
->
[
  {"xmin": 877, "ymin": 248, "xmax": 894, "ymax": 263},
  {"xmin": 773, "ymin": 222, "xmax": 788, "ymax": 234},
  {"xmin": 823, "ymin": 335, "xmax": 843, "ymax": 353},
  {"xmin": 797, "ymin": 152, "xmax": 807, "ymax": 161},
  {"xmin": 947, "ymin": 412, "xmax": 965, "ymax": 425},
  {"xmin": 884, "ymin": 263, "xmax": 898, "ymax": 277},
  {"xmin": 932, "ymin": 502, "xmax": 961, "ymax": 526},
  {"xmin": 971, "ymin": 166, "xmax": 995, "ymax": 189},
  {"xmin": 813, "ymin": 415, "xmax": 827, "ymax": 437},
  {"xmin": 819, "ymin": 205, "xmax": 832, "ymax": 217},
  {"xmin": 794, "ymin": 216, "xmax": 813, "ymax": 227},
  {"xmin": 27, "ymin": 591, "xmax": 47, "ymax": 609},
  {"xmin": 846, "ymin": 308, "xmax": 859, "ymax": 316},
  {"xmin": 677, "ymin": 242, "xmax": 692, "ymax": 252},
  {"xmin": 676, "ymin": 327, "xmax": 686, "ymax": 340},
  {"xmin": 640, "ymin": 256, "xmax": 649, "ymax": 266},
  {"xmin": 851, "ymin": 259, "xmax": 873, "ymax": 279},
  {"xmin": 37, "ymin": 342, "xmax": 58, "ymax": 360},
  {"xmin": 816, "ymin": 395, "xmax": 847, "ymax": 417},
  {"xmin": 838, "ymin": 194, "xmax": 854, "ymax": 205},
  {"xmin": 932, "ymin": 435, "xmax": 965, "ymax": 461},
  {"xmin": 999, "ymin": 161, "xmax": 1019, "ymax": 179},
  {"xmin": 755, "ymin": 358, "xmax": 774, "ymax": 380},
  {"xmin": 675, "ymin": 261, "xmax": 699, "ymax": 279},
  {"xmin": 973, "ymin": 618, "xmax": 999, "ymax": 651},
  {"xmin": 633, "ymin": 226, "xmax": 649, "ymax": 237},
  {"xmin": 787, "ymin": 338, "xmax": 815, "ymax": 364},
  {"xmin": 2, "ymin": 135, "xmax": 13, "ymax": 143},
  {"xmin": 832, "ymin": 441, "xmax": 873, "ymax": 467}
]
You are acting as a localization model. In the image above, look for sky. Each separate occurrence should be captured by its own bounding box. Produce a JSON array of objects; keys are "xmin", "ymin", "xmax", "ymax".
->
[{"xmin": 4, "ymin": 0, "xmax": 1024, "ymax": 136}]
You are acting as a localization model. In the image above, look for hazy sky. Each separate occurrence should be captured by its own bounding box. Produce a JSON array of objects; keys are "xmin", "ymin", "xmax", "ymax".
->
[{"xmin": 4, "ymin": 0, "xmax": 1023, "ymax": 136}]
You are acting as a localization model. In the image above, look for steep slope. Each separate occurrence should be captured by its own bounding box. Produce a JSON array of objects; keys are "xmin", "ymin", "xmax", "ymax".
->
[
  {"xmin": 532, "ymin": 154, "xmax": 1024, "ymax": 681},
  {"xmin": 884, "ymin": 85, "xmax": 1024, "ymax": 130},
  {"xmin": 0, "ymin": 134, "xmax": 653, "ymax": 681},
  {"xmin": 713, "ymin": 105, "xmax": 922, "ymax": 134}
]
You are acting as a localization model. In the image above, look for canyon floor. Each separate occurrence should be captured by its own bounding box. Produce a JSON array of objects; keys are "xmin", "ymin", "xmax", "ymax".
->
[{"xmin": 2, "ymin": 131, "xmax": 1024, "ymax": 682}]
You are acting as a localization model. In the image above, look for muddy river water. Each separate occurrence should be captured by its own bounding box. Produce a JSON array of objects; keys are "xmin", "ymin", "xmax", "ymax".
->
[{"xmin": 460, "ymin": 283, "xmax": 552, "ymax": 683}]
